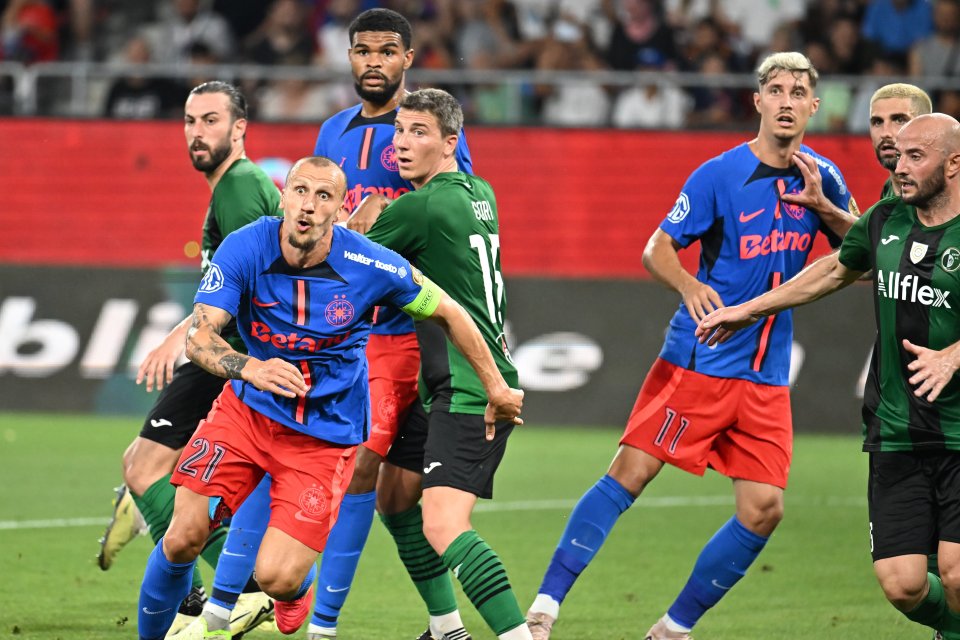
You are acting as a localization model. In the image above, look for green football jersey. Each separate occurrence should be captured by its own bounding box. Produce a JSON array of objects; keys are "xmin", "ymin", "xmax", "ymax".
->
[
  {"xmin": 201, "ymin": 157, "xmax": 280, "ymax": 350},
  {"xmin": 366, "ymin": 171, "xmax": 518, "ymax": 415},
  {"xmin": 880, "ymin": 176, "xmax": 896, "ymax": 201},
  {"xmin": 839, "ymin": 197, "xmax": 960, "ymax": 452}
]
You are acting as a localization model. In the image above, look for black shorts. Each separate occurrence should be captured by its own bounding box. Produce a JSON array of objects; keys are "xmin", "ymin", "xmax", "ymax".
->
[
  {"xmin": 137, "ymin": 361, "xmax": 228, "ymax": 449},
  {"xmin": 384, "ymin": 400, "xmax": 429, "ymax": 473},
  {"xmin": 421, "ymin": 411, "xmax": 514, "ymax": 500},
  {"xmin": 868, "ymin": 450, "xmax": 960, "ymax": 561}
]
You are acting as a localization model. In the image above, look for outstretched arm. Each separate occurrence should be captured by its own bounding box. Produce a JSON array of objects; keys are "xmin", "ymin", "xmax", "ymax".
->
[
  {"xmin": 185, "ymin": 302, "xmax": 307, "ymax": 398},
  {"xmin": 643, "ymin": 228, "xmax": 724, "ymax": 322},
  {"xmin": 423, "ymin": 293, "xmax": 523, "ymax": 440},
  {"xmin": 696, "ymin": 251, "xmax": 864, "ymax": 345}
]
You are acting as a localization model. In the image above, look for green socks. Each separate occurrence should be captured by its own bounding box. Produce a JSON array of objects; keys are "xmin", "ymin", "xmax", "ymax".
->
[
  {"xmin": 380, "ymin": 506, "xmax": 458, "ymax": 616},
  {"xmin": 441, "ymin": 530, "xmax": 525, "ymax": 636}
]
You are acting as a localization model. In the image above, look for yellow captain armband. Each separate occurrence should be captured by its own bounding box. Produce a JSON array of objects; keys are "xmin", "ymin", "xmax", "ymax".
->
[{"xmin": 401, "ymin": 270, "xmax": 442, "ymax": 320}]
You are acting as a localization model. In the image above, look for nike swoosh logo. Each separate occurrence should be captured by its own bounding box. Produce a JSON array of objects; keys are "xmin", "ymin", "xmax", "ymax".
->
[
  {"xmin": 294, "ymin": 510, "xmax": 324, "ymax": 524},
  {"xmin": 423, "ymin": 462, "xmax": 442, "ymax": 474},
  {"xmin": 221, "ymin": 549, "xmax": 246, "ymax": 557},
  {"xmin": 253, "ymin": 297, "xmax": 280, "ymax": 308},
  {"xmin": 150, "ymin": 419, "xmax": 172, "ymax": 428},
  {"xmin": 738, "ymin": 208, "xmax": 765, "ymax": 223},
  {"xmin": 570, "ymin": 538, "xmax": 595, "ymax": 552},
  {"xmin": 231, "ymin": 611, "xmax": 251, "ymax": 623},
  {"xmin": 326, "ymin": 585, "xmax": 350, "ymax": 593},
  {"xmin": 142, "ymin": 606, "xmax": 173, "ymax": 615},
  {"xmin": 711, "ymin": 579, "xmax": 732, "ymax": 590},
  {"xmin": 453, "ymin": 563, "xmax": 462, "ymax": 578},
  {"xmin": 881, "ymin": 235, "xmax": 900, "ymax": 245}
]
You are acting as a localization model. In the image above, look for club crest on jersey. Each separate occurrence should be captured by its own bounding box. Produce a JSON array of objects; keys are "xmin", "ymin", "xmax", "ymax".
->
[
  {"xmin": 199, "ymin": 264, "xmax": 224, "ymax": 293},
  {"xmin": 381, "ymin": 144, "xmax": 399, "ymax": 172},
  {"xmin": 942, "ymin": 247, "xmax": 960, "ymax": 272},
  {"xmin": 298, "ymin": 485, "xmax": 327, "ymax": 517},
  {"xmin": 666, "ymin": 192, "xmax": 690, "ymax": 223},
  {"xmin": 325, "ymin": 294, "xmax": 354, "ymax": 327},
  {"xmin": 781, "ymin": 189, "xmax": 807, "ymax": 220},
  {"xmin": 910, "ymin": 242, "xmax": 929, "ymax": 264}
]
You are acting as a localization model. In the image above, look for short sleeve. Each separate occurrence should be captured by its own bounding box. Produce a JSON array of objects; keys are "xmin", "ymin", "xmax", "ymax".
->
[
  {"xmin": 213, "ymin": 172, "xmax": 280, "ymax": 237},
  {"xmin": 659, "ymin": 160, "xmax": 719, "ymax": 247},
  {"xmin": 366, "ymin": 195, "xmax": 429, "ymax": 258},
  {"xmin": 313, "ymin": 122, "xmax": 329, "ymax": 156},
  {"xmin": 455, "ymin": 129, "xmax": 474, "ymax": 175},
  {"xmin": 838, "ymin": 208, "xmax": 873, "ymax": 273},
  {"xmin": 194, "ymin": 230, "xmax": 249, "ymax": 317}
]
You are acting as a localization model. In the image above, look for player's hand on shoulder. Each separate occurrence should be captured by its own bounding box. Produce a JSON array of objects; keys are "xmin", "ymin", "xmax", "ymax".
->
[
  {"xmin": 903, "ymin": 339, "xmax": 960, "ymax": 403},
  {"xmin": 347, "ymin": 194, "xmax": 391, "ymax": 234},
  {"xmin": 483, "ymin": 387, "xmax": 524, "ymax": 441},
  {"xmin": 679, "ymin": 280, "xmax": 723, "ymax": 323},
  {"xmin": 696, "ymin": 304, "xmax": 758, "ymax": 346},
  {"xmin": 242, "ymin": 357, "xmax": 308, "ymax": 398},
  {"xmin": 136, "ymin": 332, "xmax": 185, "ymax": 392}
]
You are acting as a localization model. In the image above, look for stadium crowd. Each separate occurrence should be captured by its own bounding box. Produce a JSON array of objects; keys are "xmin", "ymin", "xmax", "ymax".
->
[{"xmin": 3, "ymin": 0, "xmax": 960, "ymax": 129}]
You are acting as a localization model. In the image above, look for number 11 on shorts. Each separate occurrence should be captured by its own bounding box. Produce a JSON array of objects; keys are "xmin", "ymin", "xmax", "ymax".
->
[{"xmin": 654, "ymin": 407, "xmax": 689, "ymax": 454}]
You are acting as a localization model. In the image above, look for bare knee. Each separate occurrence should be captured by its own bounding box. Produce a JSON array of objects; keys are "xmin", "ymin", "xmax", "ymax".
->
[
  {"xmin": 162, "ymin": 522, "xmax": 207, "ymax": 564},
  {"xmin": 879, "ymin": 571, "xmax": 929, "ymax": 611},
  {"xmin": 607, "ymin": 445, "xmax": 662, "ymax": 497},
  {"xmin": 347, "ymin": 447, "xmax": 382, "ymax": 494},
  {"xmin": 737, "ymin": 498, "xmax": 784, "ymax": 536},
  {"xmin": 122, "ymin": 438, "xmax": 180, "ymax": 496},
  {"xmin": 255, "ymin": 568, "xmax": 304, "ymax": 600},
  {"xmin": 375, "ymin": 463, "xmax": 422, "ymax": 515}
]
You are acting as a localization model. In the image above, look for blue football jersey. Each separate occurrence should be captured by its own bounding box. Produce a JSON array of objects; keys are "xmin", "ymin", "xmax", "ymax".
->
[
  {"xmin": 659, "ymin": 142, "xmax": 851, "ymax": 386},
  {"xmin": 195, "ymin": 218, "xmax": 425, "ymax": 445},
  {"xmin": 313, "ymin": 104, "xmax": 473, "ymax": 335}
]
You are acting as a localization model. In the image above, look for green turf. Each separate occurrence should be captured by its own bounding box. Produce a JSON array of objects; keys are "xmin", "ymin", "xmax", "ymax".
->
[{"xmin": 0, "ymin": 414, "xmax": 927, "ymax": 639}]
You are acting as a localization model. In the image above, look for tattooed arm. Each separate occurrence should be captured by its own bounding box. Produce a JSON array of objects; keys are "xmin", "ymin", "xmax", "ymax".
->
[{"xmin": 185, "ymin": 303, "xmax": 308, "ymax": 398}]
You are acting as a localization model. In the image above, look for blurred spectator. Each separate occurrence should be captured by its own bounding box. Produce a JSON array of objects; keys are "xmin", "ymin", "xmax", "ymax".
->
[
  {"xmin": 213, "ymin": 0, "xmax": 273, "ymax": 43},
  {"xmin": 828, "ymin": 16, "xmax": 874, "ymax": 74},
  {"xmin": 862, "ymin": 0, "xmax": 933, "ymax": 58},
  {"xmin": 102, "ymin": 35, "xmax": 184, "ymax": 119},
  {"xmin": 847, "ymin": 54, "xmax": 906, "ymax": 132},
  {"xmin": 909, "ymin": 0, "xmax": 960, "ymax": 76},
  {"xmin": 536, "ymin": 18, "xmax": 610, "ymax": 126},
  {"xmin": 454, "ymin": 0, "xmax": 530, "ymax": 69},
  {"xmin": 314, "ymin": 0, "xmax": 359, "ymax": 72},
  {"xmin": 685, "ymin": 51, "xmax": 741, "ymax": 129},
  {"xmin": 803, "ymin": 40, "xmax": 851, "ymax": 132},
  {"xmin": 664, "ymin": 0, "xmax": 713, "ymax": 32},
  {"xmin": 185, "ymin": 41, "xmax": 223, "ymax": 89},
  {"xmin": 142, "ymin": 0, "xmax": 235, "ymax": 65},
  {"xmin": 256, "ymin": 50, "xmax": 347, "ymax": 121},
  {"xmin": 605, "ymin": 0, "xmax": 680, "ymax": 71},
  {"xmin": 681, "ymin": 17, "xmax": 744, "ymax": 71},
  {"xmin": 755, "ymin": 23, "xmax": 802, "ymax": 65},
  {"xmin": 1, "ymin": 0, "xmax": 58, "ymax": 62},
  {"xmin": 611, "ymin": 49, "xmax": 691, "ymax": 128},
  {"xmin": 715, "ymin": 0, "xmax": 808, "ymax": 62},
  {"xmin": 801, "ymin": 0, "xmax": 865, "ymax": 43},
  {"xmin": 244, "ymin": 0, "xmax": 312, "ymax": 66}
]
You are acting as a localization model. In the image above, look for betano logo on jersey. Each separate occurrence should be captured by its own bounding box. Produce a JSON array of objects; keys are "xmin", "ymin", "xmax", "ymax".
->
[
  {"xmin": 249, "ymin": 322, "xmax": 353, "ymax": 351},
  {"xmin": 344, "ymin": 184, "xmax": 410, "ymax": 212},
  {"xmin": 739, "ymin": 230, "xmax": 812, "ymax": 259},
  {"xmin": 876, "ymin": 271, "xmax": 951, "ymax": 308}
]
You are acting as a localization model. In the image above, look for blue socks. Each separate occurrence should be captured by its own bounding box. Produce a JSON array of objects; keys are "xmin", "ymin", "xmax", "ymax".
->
[
  {"xmin": 538, "ymin": 474, "xmax": 635, "ymax": 603},
  {"xmin": 295, "ymin": 563, "xmax": 318, "ymax": 600},
  {"xmin": 311, "ymin": 490, "xmax": 377, "ymax": 628},
  {"xmin": 667, "ymin": 516, "xmax": 768, "ymax": 629},
  {"xmin": 210, "ymin": 475, "xmax": 272, "ymax": 609},
  {"xmin": 138, "ymin": 539, "xmax": 195, "ymax": 640}
]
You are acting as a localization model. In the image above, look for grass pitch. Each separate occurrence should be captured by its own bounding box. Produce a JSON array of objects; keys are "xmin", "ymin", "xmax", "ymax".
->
[{"xmin": 0, "ymin": 414, "xmax": 926, "ymax": 639}]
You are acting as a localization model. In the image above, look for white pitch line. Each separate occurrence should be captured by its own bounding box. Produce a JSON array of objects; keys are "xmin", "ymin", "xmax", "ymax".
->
[{"xmin": 0, "ymin": 495, "xmax": 865, "ymax": 530}]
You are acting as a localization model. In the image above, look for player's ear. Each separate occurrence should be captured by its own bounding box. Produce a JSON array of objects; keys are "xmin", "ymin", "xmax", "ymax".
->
[
  {"xmin": 444, "ymin": 133, "xmax": 458, "ymax": 157},
  {"xmin": 945, "ymin": 151, "xmax": 960, "ymax": 180},
  {"xmin": 232, "ymin": 117, "xmax": 247, "ymax": 142},
  {"xmin": 403, "ymin": 48, "xmax": 414, "ymax": 70},
  {"xmin": 810, "ymin": 96, "xmax": 821, "ymax": 116},
  {"xmin": 753, "ymin": 92, "xmax": 761, "ymax": 114}
]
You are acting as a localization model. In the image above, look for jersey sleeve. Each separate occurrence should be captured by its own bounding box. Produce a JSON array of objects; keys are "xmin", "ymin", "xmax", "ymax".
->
[
  {"xmin": 815, "ymin": 155, "xmax": 852, "ymax": 248},
  {"xmin": 313, "ymin": 121, "xmax": 330, "ymax": 156},
  {"xmin": 838, "ymin": 207, "xmax": 873, "ymax": 273},
  {"xmin": 366, "ymin": 194, "xmax": 429, "ymax": 258},
  {"xmin": 213, "ymin": 171, "xmax": 280, "ymax": 237},
  {"xmin": 193, "ymin": 229, "xmax": 250, "ymax": 317},
  {"xmin": 659, "ymin": 159, "xmax": 719, "ymax": 247},
  {"xmin": 455, "ymin": 129, "xmax": 474, "ymax": 175}
]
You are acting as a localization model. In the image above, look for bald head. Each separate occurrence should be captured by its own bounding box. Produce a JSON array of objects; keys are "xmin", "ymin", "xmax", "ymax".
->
[
  {"xmin": 900, "ymin": 113, "xmax": 960, "ymax": 155},
  {"xmin": 285, "ymin": 156, "xmax": 347, "ymax": 197},
  {"xmin": 895, "ymin": 113, "xmax": 960, "ymax": 211}
]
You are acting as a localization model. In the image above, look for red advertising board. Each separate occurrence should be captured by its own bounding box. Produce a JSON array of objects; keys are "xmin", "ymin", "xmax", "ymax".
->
[{"xmin": 0, "ymin": 119, "xmax": 886, "ymax": 277}]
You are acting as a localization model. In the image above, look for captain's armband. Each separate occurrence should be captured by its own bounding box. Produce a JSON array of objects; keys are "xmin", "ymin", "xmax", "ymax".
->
[{"xmin": 401, "ymin": 274, "xmax": 442, "ymax": 320}]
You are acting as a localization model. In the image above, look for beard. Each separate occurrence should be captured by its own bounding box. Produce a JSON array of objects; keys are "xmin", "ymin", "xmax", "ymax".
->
[
  {"xmin": 286, "ymin": 230, "xmax": 318, "ymax": 253},
  {"xmin": 354, "ymin": 74, "xmax": 403, "ymax": 107},
  {"xmin": 901, "ymin": 169, "xmax": 947, "ymax": 208},
  {"xmin": 875, "ymin": 148, "xmax": 898, "ymax": 172},
  {"xmin": 190, "ymin": 138, "xmax": 232, "ymax": 173}
]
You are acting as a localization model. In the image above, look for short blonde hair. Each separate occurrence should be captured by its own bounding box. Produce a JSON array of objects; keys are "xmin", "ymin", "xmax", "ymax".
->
[
  {"xmin": 870, "ymin": 83, "xmax": 933, "ymax": 117},
  {"xmin": 756, "ymin": 51, "xmax": 819, "ymax": 89}
]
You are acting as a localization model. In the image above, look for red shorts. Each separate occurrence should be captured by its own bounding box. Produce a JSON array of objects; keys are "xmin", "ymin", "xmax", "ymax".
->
[
  {"xmin": 171, "ymin": 384, "xmax": 356, "ymax": 552},
  {"xmin": 621, "ymin": 358, "xmax": 793, "ymax": 489},
  {"xmin": 362, "ymin": 332, "xmax": 420, "ymax": 457}
]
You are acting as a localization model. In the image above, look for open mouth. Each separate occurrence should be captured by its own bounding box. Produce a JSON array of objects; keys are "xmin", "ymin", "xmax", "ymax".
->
[
  {"xmin": 776, "ymin": 114, "xmax": 794, "ymax": 126},
  {"xmin": 296, "ymin": 218, "xmax": 312, "ymax": 232}
]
